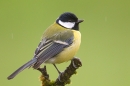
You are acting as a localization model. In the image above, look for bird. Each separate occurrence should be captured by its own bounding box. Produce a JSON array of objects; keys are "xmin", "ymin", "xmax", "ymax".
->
[{"xmin": 7, "ymin": 12, "xmax": 84, "ymax": 80}]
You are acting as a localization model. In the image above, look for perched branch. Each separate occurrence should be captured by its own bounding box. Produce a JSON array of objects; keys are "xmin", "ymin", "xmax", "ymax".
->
[
  {"xmin": 37, "ymin": 66, "xmax": 51, "ymax": 86},
  {"xmin": 38, "ymin": 57, "xmax": 82, "ymax": 86}
]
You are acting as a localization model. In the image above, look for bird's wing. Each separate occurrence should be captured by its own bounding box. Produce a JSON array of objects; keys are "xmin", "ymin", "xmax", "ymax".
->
[{"xmin": 33, "ymin": 29, "xmax": 74, "ymax": 69}]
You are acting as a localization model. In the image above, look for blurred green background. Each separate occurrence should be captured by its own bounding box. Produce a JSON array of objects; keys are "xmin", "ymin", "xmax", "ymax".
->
[{"xmin": 0, "ymin": 0, "xmax": 130, "ymax": 86}]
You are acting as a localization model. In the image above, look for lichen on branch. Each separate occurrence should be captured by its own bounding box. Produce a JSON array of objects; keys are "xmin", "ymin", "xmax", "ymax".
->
[{"xmin": 38, "ymin": 57, "xmax": 82, "ymax": 86}]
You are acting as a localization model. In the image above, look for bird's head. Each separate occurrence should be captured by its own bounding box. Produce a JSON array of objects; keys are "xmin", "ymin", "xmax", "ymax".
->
[{"xmin": 56, "ymin": 12, "xmax": 84, "ymax": 30}]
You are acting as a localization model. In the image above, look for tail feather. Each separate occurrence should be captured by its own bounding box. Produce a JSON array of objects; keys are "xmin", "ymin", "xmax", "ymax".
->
[{"xmin": 7, "ymin": 58, "xmax": 37, "ymax": 80}]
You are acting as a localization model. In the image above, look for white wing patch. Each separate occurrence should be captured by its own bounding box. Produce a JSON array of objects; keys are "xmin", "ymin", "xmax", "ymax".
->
[{"xmin": 54, "ymin": 40, "xmax": 69, "ymax": 45}]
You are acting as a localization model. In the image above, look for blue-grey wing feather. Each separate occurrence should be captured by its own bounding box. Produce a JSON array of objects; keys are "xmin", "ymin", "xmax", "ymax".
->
[{"xmin": 33, "ymin": 36, "xmax": 73, "ymax": 69}]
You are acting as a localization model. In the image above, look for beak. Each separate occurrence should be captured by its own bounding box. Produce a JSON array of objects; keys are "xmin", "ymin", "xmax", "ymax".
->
[{"xmin": 77, "ymin": 19, "xmax": 84, "ymax": 23}]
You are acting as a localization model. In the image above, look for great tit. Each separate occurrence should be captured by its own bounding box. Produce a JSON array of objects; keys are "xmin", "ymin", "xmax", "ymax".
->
[{"xmin": 7, "ymin": 12, "xmax": 84, "ymax": 80}]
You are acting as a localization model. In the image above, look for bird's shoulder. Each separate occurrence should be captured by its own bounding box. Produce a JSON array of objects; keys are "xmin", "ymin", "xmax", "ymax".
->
[{"xmin": 42, "ymin": 22, "xmax": 74, "ymax": 41}]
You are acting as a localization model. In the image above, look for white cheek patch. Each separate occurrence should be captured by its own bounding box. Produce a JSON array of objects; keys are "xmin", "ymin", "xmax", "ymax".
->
[{"xmin": 58, "ymin": 20, "xmax": 75, "ymax": 28}]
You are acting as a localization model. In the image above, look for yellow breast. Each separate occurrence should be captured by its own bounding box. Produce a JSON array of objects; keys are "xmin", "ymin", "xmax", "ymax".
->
[{"xmin": 46, "ymin": 30, "xmax": 81, "ymax": 64}]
